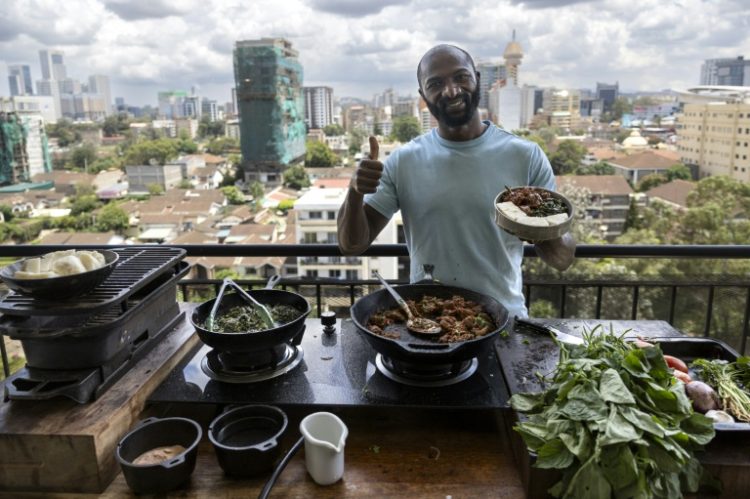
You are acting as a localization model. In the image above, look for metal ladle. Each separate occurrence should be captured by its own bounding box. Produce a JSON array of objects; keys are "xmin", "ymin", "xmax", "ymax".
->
[{"xmin": 372, "ymin": 271, "xmax": 442, "ymax": 336}]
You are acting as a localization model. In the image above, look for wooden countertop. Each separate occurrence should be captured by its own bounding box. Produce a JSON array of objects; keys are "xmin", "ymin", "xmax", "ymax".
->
[{"xmin": 2, "ymin": 407, "xmax": 525, "ymax": 498}]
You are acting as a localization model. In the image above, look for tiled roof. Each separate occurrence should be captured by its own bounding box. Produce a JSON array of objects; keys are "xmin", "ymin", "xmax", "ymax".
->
[
  {"xmin": 37, "ymin": 231, "xmax": 118, "ymax": 245},
  {"xmin": 557, "ymin": 175, "xmax": 634, "ymax": 196},
  {"xmin": 313, "ymin": 178, "xmax": 351, "ymax": 189},
  {"xmin": 609, "ymin": 151, "xmax": 679, "ymax": 170},
  {"xmin": 32, "ymin": 171, "xmax": 95, "ymax": 186},
  {"xmin": 646, "ymin": 179, "xmax": 696, "ymax": 208}
]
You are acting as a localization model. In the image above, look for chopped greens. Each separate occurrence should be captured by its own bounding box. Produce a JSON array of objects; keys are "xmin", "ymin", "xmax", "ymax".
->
[
  {"xmin": 510, "ymin": 325, "xmax": 715, "ymax": 499},
  {"xmin": 206, "ymin": 304, "xmax": 302, "ymax": 333}
]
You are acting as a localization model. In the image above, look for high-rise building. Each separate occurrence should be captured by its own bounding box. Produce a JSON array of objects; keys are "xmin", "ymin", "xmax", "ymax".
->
[
  {"xmin": 542, "ymin": 88, "xmax": 581, "ymax": 130},
  {"xmin": 8, "ymin": 65, "xmax": 34, "ymax": 96},
  {"xmin": 503, "ymin": 30, "xmax": 523, "ymax": 87},
  {"xmin": 201, "ymin": 98, "xmax": 219, "ymax": 122},
  {"xmin": 39, "ymin": 50, "xmax": 66, "ymax": 81},
  {"xmin": 677, "ymin": 88, "xmax": 750, "ymax": 182},
  {"xmin": 476, "ymin": 62, "xmax": 506, "ymax": 110},
  {"xmin": 183, "ymin": 95, "xmax": 201, "ymax": 119},
  {"xmin": 489, "ymin": 80, "xmax": 522, "ymax": 131},
  {"xmin": 0, "ymin": 112, "xmax": 52, "ymax": 184},
  {"xmin": 88, "ymin": 75, "xmax": 112, "ymax": 116},
  {"xmin": 700, "ymin": 56, "xmax": 750, "ymax": 86},
  {"xmin": 158, "ymin": 90, "xmax": 188, "ymax": 119},
  {"xmin": 596, "ymin": 82, "xmax": 619, "ymax": 114},
  {"xmin": 234, "ymin": 38, "xmax": 306, "ymax": 185},
  {"xmin": 304, "ymin": 86, "xmax": 334, "ymax": 129}
]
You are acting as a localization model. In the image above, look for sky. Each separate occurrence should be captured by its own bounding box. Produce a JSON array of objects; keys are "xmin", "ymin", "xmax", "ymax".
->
[{"xmin": 1, "ymin": 0, "xmax": 749, "ymax": 107}]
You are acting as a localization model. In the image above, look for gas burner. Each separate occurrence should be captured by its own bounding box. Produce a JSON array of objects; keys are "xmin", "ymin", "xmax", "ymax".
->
[
  {"xmin": 375, "ymin": 354, "xmax": 478, "ymax": 387},
  {"xmin": 201, "ymin": 345, "xmax": 304, "ymax": 384}
]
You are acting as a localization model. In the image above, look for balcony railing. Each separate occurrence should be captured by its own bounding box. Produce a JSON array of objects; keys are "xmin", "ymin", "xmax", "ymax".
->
[{"xmin": 2, "ymin": 243, "xmax": 750, "ymax": 379}]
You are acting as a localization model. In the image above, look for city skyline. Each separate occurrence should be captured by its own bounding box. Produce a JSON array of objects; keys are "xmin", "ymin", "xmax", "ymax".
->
[{"xmin": 1, "ymin": 0, "xmax": 749, "ymax": 107}]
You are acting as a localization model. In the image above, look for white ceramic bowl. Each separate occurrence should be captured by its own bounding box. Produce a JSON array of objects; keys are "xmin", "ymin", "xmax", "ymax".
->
[{"xmin": 494, "ymin": 187, "xmax": 574, "ymax": 241}]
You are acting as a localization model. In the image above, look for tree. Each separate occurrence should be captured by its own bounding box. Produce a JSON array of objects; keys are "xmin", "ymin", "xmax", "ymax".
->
[
  {"xmin": 305, "ymin": 140, "xmax": 338, "ymax": 167},
  {"xmin": 348, "ymin": 129, "xmax": 366, "ymax": 155},
  {"xmin": 609, "ymin": 98, "xmax": 633, "ymax": 121},
  {"xmin": 549, "ymin": 140, "xmax": 587, "ymax": 175},
  {"xmin": 147, "ymin": 183, "xmax": 164, "ymax": 196},
  {"xmin": 249, "ymin": 181, "xmax": 265, "ymax": 210},
  {"xmin": 637, "ymin": 173, "xmax": 668, "ymax": 192},
  {"xmin": 69, "ymin": 194, "xmax": 100, "ymax": 215},
  {"xmin": 96, "ymin": 203, "xmax": 129, "ymax": 232},
  {"xmin": 178, "ymin": 179, "xmax": 193, "ymax": 189},
  {"xmin": 69, "ymin": 143, "xmax": 98, "ymax": 170},
  {"xmin": 525, "ymin": 134, "xmax": 549, "ymax": 155},
  {"xmin": 206, "ymin": 137, "xmax": 239, "ymax": 155},
  {"xmin": 277, "ymin": 199, "xmax": 296, "ymax": 211},
  {"xmin": 323, "ymin": 124, "xmax": 344, "ymax": 136},
  {"xmin": 0, "ymin": 204, "xmax": 13, "ymax": 223},
  {"xmin": 124, "ymin": 138, "xmax": 179, "ymax": 165},
  {"xmin": 391, "ymin": 116, "xmax": 421, "ymax": 143},
  {"xmin": 221, "ymin": 186, "xmax": 245, "ymax": 205},
  {"xmin": 177, "ymin": 138, "xmax": 198, "ymax": 154},
  {"xmin": 47, "ymin": 119, "xmax": 81, "ymax": 147},
  {"xmin": 666, "ymin": 164, "xmax": 692, "ymax": 181},
  {"xmin": 576, "ymin": 161, "xmax": 614, "ymax": 175},
  {"xmin": 283, "ymin": 164, "xmax": 311, "ymax": 190},
  {"xmin": 102, "ymin": 113, "xmax": 130, "ymax": 137},
  {"xmin": 198, "ymin": 117, "xmax": 225, "ymax": 138}
]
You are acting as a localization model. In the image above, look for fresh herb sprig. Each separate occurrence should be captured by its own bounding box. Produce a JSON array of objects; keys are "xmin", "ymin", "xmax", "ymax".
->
[
  {"xmin": 691, "ymin": 358, "xmax": 750, "ymax": 422},
  {"xmin": 510, "ymin": 325, "xmax": 715, "ymax": 499}
]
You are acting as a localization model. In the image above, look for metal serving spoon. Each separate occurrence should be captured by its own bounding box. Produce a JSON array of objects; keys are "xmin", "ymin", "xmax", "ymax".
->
[{"xmin": 372, "ymin": 271, "xmax": 442, "ymax": 336}]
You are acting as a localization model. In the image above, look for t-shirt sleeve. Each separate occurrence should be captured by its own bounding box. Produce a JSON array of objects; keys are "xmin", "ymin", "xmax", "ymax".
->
[
  {"xmin": 363, "ymin": 152, "xmax": 400, "ymax": 219},
  {"xmin": 527, "ymin": 143, "xmax": 556, "ymax": 191}
]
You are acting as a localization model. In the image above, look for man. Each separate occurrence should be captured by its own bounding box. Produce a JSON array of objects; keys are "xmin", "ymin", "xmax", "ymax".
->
[{"xmin": 337, "ymin": 44, "xmax": 575, "ymax": 318}]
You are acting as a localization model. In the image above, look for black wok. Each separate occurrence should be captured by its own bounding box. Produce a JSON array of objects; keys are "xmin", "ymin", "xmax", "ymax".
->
[
  {"xmin": 350, "ymin": 271, "xmax": 509, "ymax": 365},
  {"xmin": 191, "ymin": 276, "xmax": 312, "ymax": 352}
]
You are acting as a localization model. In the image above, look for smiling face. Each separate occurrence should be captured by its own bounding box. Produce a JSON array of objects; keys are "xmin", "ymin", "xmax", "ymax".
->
[{"xmin": 418, "ymin": 46, "xmax": 481, "ymax": 129}]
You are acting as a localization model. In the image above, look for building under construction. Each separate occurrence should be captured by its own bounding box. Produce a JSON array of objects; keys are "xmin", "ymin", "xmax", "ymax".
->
[
  {"xmin": 0, "ymin": 112, "xmax": 52, "ymax": 185},
  {"xmin": 233, "ymin": 38, "xmax": 306, "ymax": 185}
]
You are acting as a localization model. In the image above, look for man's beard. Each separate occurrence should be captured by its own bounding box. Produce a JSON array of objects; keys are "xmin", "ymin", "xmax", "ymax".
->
[{"xmin": 425, "ymin": 85, "xmax": 481, "ymax": 128}]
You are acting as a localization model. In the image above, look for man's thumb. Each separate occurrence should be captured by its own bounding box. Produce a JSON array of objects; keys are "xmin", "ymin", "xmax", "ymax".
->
[{"xmin": 369, "ymin": 136, "xmax": 379, "ymax": 161}]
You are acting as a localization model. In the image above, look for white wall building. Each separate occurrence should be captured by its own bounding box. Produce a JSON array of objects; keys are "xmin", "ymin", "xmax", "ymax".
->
[
  {"xmin": 489, "ymin": 80, "xmax": 522, "ymax": 130},
  {"xmin": 293, "ymin": 187, "xmax": 399, "ymax": 281},
  {"xmin": 1, "ymin": 95, "xmax": 58, "ymax": 123},
  {"xmin": 304, "ymin": 86, "xmax": 334, "ymax": 129}
]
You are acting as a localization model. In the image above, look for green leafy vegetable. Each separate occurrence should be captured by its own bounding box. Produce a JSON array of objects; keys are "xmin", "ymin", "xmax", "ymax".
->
[{"xmin": 510, "ymin": 325, "xmax": 715, "ymax": 499}]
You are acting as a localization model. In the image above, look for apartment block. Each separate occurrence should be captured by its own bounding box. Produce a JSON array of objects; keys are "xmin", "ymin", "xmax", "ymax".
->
[
  {"xmin": 293, "ymin": 186, "xmax": 398, "ymax": 283},
  {"xmin": 541, "ymin": 88, "xmax": 581, "ymax": 130},
  {"xmin": 125, "ymin": 164, "xmax": 183, "ymax": 194},
  {"xmin": 677, "ymin": 101, "xmax": 750, "ymax": 183},
  {"xmin": 557, "ymin": 175, "xmax": 633, "ymax": 238},
  {"xmin": 700, "ymin": 56, "xmax": 750, "ymax": 86},
  {"xmin": 234, "ymin": 38, "xmax": 306, "ymax": 185},
  {"xmin": 304, "ymin": 86, "xmax": 334, "ymax": 129}
]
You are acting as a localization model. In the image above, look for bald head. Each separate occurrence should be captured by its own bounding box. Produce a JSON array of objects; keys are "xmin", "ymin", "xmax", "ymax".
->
[{"xmin": 417, "ymin": 44, "xmax": 476, "ymax": 89}]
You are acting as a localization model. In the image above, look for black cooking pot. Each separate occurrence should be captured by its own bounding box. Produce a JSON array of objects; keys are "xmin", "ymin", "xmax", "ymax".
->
[
  {"xmin": 350, "ymin": 267, "xmax": 509, "ymax": 365},
  {"xmin": 115, "ymin": 417, "xmax": 202, "ymax": 494},
  {"xmin": 208, "ymin": 404, "xmax": 288, "ymax": 477},
  {"xmin": 191, "ymin": 276, "xmax": 312, "ymax": 352}
]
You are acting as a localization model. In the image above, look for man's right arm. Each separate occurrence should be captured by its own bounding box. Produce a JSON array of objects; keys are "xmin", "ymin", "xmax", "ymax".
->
[{"xmin": 337, "ymin": 189, "xmax": 389, "ymax": 255}]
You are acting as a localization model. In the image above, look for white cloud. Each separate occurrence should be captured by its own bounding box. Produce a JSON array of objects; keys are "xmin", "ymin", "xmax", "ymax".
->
[{"xmin": 0, "ymin": 0, "xmax": 748, "ymax": 105}]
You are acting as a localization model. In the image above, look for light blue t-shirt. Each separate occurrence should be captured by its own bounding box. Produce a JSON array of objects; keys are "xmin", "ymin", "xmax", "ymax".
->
[{"xmin": 364, "ymin": 121, "xmax": 555, "ymax": 318}]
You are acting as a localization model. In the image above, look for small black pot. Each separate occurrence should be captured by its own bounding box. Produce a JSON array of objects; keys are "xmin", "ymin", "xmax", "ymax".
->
[
  {"xmin": 209, "ymin": 405, "xmax": 288, "ymax": 477},
  {"xmin": 115, "ymin": 417, "xmax": 202, "ymax": 494}
]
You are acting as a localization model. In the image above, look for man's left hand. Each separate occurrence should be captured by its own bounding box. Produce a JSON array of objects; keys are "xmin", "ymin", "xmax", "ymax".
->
[{"xmin": 534, "ymin": 232, "xmax": 576, "ymax": 271}]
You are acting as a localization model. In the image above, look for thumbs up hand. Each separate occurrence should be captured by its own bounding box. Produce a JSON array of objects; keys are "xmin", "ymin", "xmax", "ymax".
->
[{"xmin": 351, "ymin": 136, "xmax": 383, "ymax": 195}]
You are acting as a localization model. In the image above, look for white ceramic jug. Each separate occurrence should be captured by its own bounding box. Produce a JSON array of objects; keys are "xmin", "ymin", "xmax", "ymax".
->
[{"xmin": 299, "ymin": 412, "xmax": 348, "ymax": 485}]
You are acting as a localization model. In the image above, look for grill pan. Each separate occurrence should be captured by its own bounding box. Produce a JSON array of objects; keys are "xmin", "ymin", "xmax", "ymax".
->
[{"xmin": 0, "ymin": 247, "xmax": 185, "ymax": 316}]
